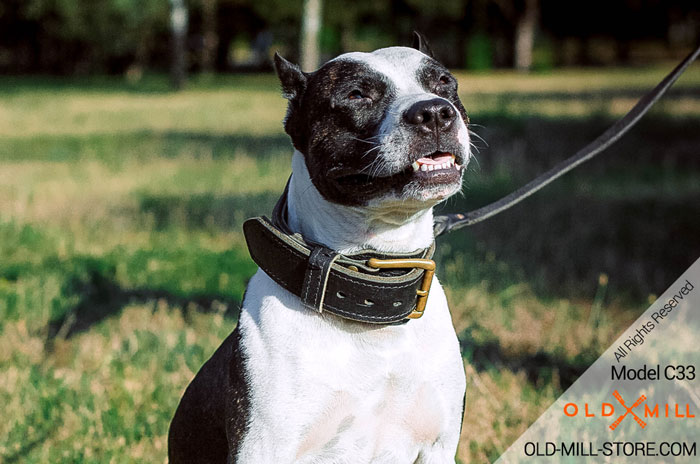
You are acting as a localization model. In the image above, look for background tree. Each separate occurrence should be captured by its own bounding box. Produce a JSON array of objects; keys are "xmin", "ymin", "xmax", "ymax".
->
[
  {"xmin": 514, "ymin": 0, "xmax": 539, "ymax": 71},
  {"xmin": 300, "ymin": 0, "xmax": 323, "ymax": 71},
  {"xmin": 199, "ymin": 0, "xmax": 219, "ymax": 72},
  {"xmin": 170, "ymin": 0, "xmax": 188, "ymax": 89}
]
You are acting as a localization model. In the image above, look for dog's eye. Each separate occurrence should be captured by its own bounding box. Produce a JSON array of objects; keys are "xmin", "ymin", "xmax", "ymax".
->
[
  {"xmin": 347, "ymin": 90, "xmax": 365, "ymax": 100},
  {"xmin": 434, "ymin": 75, "xmax": 455, "ymax": 94}
]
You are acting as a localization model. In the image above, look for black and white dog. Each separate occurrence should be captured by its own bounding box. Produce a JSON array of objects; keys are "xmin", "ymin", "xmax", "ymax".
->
[{"xmin": 169, "ymin": 36, "xmax": 470, "ymax": 463}]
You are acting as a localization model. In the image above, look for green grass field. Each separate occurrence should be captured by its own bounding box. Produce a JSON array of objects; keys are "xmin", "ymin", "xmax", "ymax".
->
[{"xmin": 1, "ymin": 66, "xmax": 699, "ymax": 463}]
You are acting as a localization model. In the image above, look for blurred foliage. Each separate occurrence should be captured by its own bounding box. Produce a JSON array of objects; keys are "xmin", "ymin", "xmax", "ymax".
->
[
  {"xmin": 9, "ymin": 0, "xmax": 170, "ymax": 72},
  {"xmin": 466, "ymin": 32, "xmax": 494, "ymax": 70},
  {"xmin": 22, "ymin": 0, "xmax": 169, "ymax": 46},
  {"xmin": 405, "ymin": 0, "xmax": 466, "ymax": 18},
  {"xmin": 1, "ymin": 0, "xmax": 699, "ymax": 73}
]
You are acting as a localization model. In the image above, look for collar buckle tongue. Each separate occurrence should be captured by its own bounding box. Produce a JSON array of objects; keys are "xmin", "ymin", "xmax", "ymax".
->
[{"xmin": 366, "ymin": 258, "xmax": 436, "ymax": 319}]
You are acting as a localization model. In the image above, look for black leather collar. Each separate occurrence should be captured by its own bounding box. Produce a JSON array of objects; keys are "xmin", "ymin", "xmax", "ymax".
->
[{"xmin": 242, "ymin": 183, "xmax": 436, "ymax": 324}]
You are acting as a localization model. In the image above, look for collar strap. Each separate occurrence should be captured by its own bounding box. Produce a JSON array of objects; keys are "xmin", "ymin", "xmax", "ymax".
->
[{"xmin": 242, "ymin": 216, "xmax": 436, "ymax": 324}]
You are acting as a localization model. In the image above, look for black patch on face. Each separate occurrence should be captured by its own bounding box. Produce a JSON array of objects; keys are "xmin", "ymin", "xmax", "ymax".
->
[
  {"xmin": 280, "ymin": 59, "xmax": 405, "ymax": 205},
  {"xmin": 276, "ymin": 53, "xmax": 469, "ymax": 206}
]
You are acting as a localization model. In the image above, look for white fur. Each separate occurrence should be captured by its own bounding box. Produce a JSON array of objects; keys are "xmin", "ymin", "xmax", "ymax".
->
[
  {"xmin": 287, "ymin": 152, "xmax": 435, "ymax": 254},
  {"xmin": 234, "ymin": 154, "xmax": 466, "ymax": 463},
  {"xmin": 336, "ymin": 48, "xmax": 427, "ymax": 95}
]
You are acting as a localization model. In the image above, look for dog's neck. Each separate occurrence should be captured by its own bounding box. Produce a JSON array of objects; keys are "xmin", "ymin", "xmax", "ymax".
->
[{"xmin": 286, "ymin": 152, "xmax": 435, "ymax": 255}]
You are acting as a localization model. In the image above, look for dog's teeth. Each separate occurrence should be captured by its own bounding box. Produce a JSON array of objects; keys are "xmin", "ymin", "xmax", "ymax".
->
[
  {"xmin": 428, "ymin": 165, "xmax": 434, "ymax": 171},
  {"xmin": 455, "ymin": 163, "xmax": 462, "ymax": 170},
  {"xmin": 412, "ymin": 161, "xmax": 420, "ymax": 171},
  {"xmin": 421, "ymin": 164, "xmax": 428, "ymax": 172},
  {"xmin": 442, "ymin": 162, "xmax": 449, "ymax": 169}
]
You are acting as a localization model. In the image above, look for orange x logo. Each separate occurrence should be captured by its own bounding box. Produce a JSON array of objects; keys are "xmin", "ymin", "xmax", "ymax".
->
[{"xmin": 609, "ymin": 390, "xmax": 647, "ymax": 430}]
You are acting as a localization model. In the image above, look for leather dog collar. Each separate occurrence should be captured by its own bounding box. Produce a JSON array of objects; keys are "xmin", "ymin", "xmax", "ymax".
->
[{"xmin": 243, "ymin": 185, "xmax": 436, "ymax": 324}]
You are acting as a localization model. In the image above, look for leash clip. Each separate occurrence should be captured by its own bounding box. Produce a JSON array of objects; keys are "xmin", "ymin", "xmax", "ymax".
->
[{"xmin": 366, "ymin": 258, "xmax": 436, "ymax": 319}]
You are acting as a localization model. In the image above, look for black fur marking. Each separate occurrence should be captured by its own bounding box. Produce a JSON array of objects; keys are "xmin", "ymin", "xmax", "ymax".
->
[
  {"xmin": 411, "ymin": 31, "xmax": 435, "ymax": 58},
  {"xmin": 168, "ymin": 327, "xmax": 251, "ymax": 463},
  {"xmin": 460, "ymin": 387, "xmax": 466, "ymax": 435},
  {"xmin": 274, "ymin": 53, "xmax": 310, "ymax": 154},
  {"xmin": 284, "ymin": 58, "xmax": 404, "ymax": 205},
  {"xmin": 274, "ymin": 53, "xmax": 307, "ymax": 101}
]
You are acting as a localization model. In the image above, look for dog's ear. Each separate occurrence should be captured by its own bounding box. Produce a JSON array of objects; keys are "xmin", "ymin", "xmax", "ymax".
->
[
  {"xmin": 411, "ymin": 31, "xmax": 434, "ymax": 58},
  {"xmin": 274, "ymin": 52, "xmax": 307, "ymax": 101},
  {"xmin": 273, "ymin": 52, "xmax": 309, "ymax": 152}
]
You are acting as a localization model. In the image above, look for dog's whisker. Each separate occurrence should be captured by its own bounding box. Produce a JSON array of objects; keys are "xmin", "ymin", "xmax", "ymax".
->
[
  {"xmin": 364, "ymin": 157, "xmax": 389, "ymax": 178},
  {"xmin": 348, "ymin": 135, "xmax": 382, "ymax": 144},
  {"xmin": 470, "ymin": 153, "xmax": 481, "ymax": 170},
  {"xmin": 360, "ymin": 157, "xmax": 382, "ymax": 176},
  {"xmin": 469, "ymin": 130, "xmax": 488, "ymax": 147}
]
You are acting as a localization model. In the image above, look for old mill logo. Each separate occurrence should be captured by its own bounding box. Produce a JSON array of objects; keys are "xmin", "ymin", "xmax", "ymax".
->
[
  {"xmin": 563, "ymin": 390, "xmax": 695, "ymax": 430},
  {"xmin": 609, "ymin": 391, "xmax": 646, "ymax": 430}
]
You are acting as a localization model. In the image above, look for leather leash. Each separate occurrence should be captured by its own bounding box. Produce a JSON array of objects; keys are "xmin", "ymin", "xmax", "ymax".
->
[{"xmin": 433, "ymin": 44, "xmax": 700, "ymax": 237}]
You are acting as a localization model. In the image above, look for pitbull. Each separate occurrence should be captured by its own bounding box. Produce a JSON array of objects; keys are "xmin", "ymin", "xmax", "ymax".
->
[{"xmin": 169, "ymin": 34, "xmax": 470, "ymax": 463}]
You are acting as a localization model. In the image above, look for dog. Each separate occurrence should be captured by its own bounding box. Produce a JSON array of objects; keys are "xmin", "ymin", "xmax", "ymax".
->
[{"xmin": 169, "ymin": 34, "xmax": 470, "ymax": 463}]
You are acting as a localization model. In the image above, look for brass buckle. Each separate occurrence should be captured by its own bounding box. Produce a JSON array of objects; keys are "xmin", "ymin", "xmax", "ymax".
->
[{"xmin": 366, "ymin": 258, "xmax": 436, "ymax": 319}]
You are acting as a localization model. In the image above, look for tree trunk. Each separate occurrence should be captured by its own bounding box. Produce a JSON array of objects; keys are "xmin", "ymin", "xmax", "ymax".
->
[
  {"xmin": 514, "ymin": 0, "xmax": 539, "ymax": 72},
  {"xmin": 200, "ymin": 0, "xmax": 218, "ymax": 72},
  {"xmin": 170, "ymin": 0, "xmax": 188, "ymax": 90},
  {"xmin": 300, "ymin": 0, "xmax": 323, "ymax": 71}
]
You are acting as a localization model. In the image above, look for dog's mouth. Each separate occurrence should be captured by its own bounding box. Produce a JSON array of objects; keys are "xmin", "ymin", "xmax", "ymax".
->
[
  {"xmin": 333, "ymin": 151, "xmax": 465, "ymax": 187},
  {"xmin": 411, "ymin": 152, "xmax": 462, "ymax": 173}
]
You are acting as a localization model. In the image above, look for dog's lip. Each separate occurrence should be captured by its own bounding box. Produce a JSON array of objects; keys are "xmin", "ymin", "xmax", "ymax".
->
[
  {"xmin": 411, "ymin": 152, "xmax": 458, "ymax": 172},
  {"xmin": 411, "ymin": 150, "xmax": 467, "ymax": 170},
  {"xmin": 331, "ymin": 151, "xmax": 465, "ymax": 187},
  {"xmin": 416, "ymin": 152, "xmax": 454, "ymax": 165}
]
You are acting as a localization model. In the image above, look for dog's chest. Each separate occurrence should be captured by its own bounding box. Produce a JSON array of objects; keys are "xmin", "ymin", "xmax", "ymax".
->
[{"xmin": 235, "ymin": 270, "xmax": 464, "ymax": 463}]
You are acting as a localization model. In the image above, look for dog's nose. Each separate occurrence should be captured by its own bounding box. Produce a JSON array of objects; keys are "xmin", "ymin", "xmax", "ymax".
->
[{"xmin": 403, "ymin": 98, "xmax": 457, "ymax": 133}]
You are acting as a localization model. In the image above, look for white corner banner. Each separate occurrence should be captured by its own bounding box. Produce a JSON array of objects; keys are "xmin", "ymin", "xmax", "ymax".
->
[{"xmin": 497, "ymin": 257, "xmax": 700, "ymax": 463}]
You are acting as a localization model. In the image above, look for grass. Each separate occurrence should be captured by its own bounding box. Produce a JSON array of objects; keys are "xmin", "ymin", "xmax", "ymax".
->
[{"xmin": 0, "ymin": 66, "xmax": 699, "ymax": 463}]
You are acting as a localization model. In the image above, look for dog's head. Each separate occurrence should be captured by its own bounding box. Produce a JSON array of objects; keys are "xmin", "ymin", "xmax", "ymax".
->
[{"xmin": 275, "ymin": 34, "xmax": 470, "ymax": 211}]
